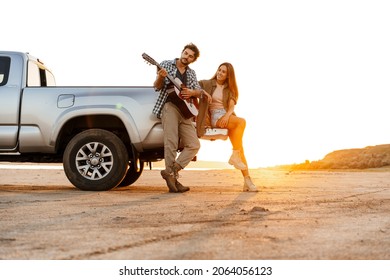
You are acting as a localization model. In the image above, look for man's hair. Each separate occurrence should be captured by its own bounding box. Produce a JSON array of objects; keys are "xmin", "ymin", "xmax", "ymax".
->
[{"xmin": 182, "ymin": 43, "xmax": 200, "ymax": 61}]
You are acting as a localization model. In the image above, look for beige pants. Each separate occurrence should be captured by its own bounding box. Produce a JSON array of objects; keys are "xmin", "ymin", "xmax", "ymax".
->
[{"xmin": 161, "ymin": 102, "xmax": 200, "ymax": 172}]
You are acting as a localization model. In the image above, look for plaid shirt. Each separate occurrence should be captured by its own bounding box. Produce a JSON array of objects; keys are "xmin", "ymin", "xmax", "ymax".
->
[{"xmin": 152, "ymin": 58, "xmax": 201, "ymax": 118}]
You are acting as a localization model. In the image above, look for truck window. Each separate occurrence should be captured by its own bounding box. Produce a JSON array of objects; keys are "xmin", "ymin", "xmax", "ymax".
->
[
  {"xmin": 46, "ymin": 69, "xmax": 56, "ymax": 86},
  {"xmin": 0, "ymin": 56, "xmax": 11, "ymax": 86},
  {"xmin": 27, "ymin": 60, "xmax": 56, "ymax": 86},
  {"xmin": 27, "ymin": 60, "xmax": 41, "ymax": 86}
]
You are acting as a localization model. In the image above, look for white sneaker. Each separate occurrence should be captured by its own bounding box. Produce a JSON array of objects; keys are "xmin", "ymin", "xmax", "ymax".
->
[
  {"xmin": 228, "ymin": 150, "xmax": 247, "ymax": 170},
  {"xmin": 243, "ymin": 176, "xmax": 258, "ymax": 192}
]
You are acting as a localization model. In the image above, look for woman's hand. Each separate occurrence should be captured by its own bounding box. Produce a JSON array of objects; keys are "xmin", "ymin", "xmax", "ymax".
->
[{"xmin": 217, "ymin": 114, "xmax": 230, "ymax": 128}]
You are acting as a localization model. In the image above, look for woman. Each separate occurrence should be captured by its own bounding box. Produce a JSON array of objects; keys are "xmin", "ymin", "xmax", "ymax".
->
[{"xmin": 197, "ymin": 62, "xmax": 258, "ymax": 192}]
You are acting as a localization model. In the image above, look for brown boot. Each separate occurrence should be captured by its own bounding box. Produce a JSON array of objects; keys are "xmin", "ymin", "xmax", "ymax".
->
[
  {"xmin": 160, "ymin": 170, "xmax": 178, "ymax": 193},
  {"xmin": 171, "ymin": 162, "xmax": 182, "ymax": 179},
  {"xmin": 175, "ymin": 180, "xmax": 190, "ymax": 193}
]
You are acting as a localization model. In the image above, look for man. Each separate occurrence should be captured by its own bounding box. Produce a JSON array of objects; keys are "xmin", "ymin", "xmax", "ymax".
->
[{"xmin": 153, "ymin": 43, "xmax": 204, "ymax": 193}]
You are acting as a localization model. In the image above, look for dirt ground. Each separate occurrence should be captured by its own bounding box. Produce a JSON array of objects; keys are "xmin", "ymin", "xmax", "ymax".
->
[{"xmin": 0, "ymin": 163, "xmax": 389, "ymax": 260}]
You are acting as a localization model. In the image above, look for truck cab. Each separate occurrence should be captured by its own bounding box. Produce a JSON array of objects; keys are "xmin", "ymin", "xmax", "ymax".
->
[{"xmin": 0, "ymin": 52, "xmax": 55, "ymax": 151}]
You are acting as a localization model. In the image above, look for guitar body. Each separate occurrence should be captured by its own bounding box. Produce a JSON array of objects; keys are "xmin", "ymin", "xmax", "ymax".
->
[
  {"xmin": 142, "ymin": 53, "xmax": 199, "ymax": 119},
  {"xmin": 170, "ymin": 77, "xmax": 199, "ymax": 119}
]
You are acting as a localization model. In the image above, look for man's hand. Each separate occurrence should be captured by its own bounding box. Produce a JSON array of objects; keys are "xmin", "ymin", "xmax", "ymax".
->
[
  {"xmin": 180, "ymin": 87, "xmax": 193, "ymax": 99},
  {"xmin": 157, "ymin": 68, "xmax": 167, "ymax": 78},
  {"xmin": 154, "ymin": 68, "xmax": 167, "ymax": 90}
]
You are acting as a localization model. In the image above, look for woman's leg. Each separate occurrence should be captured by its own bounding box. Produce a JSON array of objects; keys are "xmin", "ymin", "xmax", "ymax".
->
[
  {"xmin": 219, "ymin": 115, "xmax": 246, "ymax": 151},
  {"xmin": 226, "ymin": 117, "xmax": 249, "ymax": 177},
  {"xmin": 217, "ymin": 114, "xmax": 258, "ymax": 191},
  {"xmin": 239, "ymin": 146, "xmax": 250, "ymax": 177},
  {"xmin": 217, "ymin": 115, "xmax": 248, "ymax": 170}
]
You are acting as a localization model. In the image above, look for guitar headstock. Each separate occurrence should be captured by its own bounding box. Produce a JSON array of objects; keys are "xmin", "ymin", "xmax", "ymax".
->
[{"xmin": 142, "ymin": 53, "xmax": 160, "ymax": 68}]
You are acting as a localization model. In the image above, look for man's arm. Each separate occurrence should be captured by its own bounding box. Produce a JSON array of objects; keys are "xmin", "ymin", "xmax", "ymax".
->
[
  {"xmin": 154, "ymin": 68, "xmax": 167, "ymax": 90},
  {"xmin": 180, "ymin": 69, "xmax": 203, "ymax": 98}
]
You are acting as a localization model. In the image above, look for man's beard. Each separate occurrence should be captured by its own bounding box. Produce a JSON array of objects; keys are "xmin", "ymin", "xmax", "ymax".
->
[{"xmin": 180, "ymin": 58, "xmax": 189, "ymax": 66}]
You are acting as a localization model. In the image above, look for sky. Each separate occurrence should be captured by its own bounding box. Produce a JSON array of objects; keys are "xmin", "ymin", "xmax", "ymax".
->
[{"xmin": 2, "ymin": 0, "xmax": 390, "ymax": 168}]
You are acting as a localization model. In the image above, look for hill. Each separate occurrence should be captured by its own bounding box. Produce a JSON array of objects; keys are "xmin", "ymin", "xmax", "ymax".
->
[{"xmin": 285, "ymin": 144, "xmax": 390, "ymax": 170}]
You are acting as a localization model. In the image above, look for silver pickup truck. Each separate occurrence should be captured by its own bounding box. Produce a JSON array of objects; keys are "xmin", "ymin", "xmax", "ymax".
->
[{"xmin": 0, "ymin": 51, "xmax": 165, "ymax": 191}]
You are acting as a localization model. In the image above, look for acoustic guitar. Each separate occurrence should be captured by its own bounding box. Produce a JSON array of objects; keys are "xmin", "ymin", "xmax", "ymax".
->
[{"xmin": 142, "ymin": 53, "xmax": 198, "ymax": 119}]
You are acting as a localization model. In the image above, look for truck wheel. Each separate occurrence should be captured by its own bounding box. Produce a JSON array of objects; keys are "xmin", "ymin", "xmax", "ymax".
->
[
  {"xmin": 118, "ymin": 160, "xmax": 144, "ymax": 187},
  {"xmin": 63, "ymin": 129, "xmax": 128, "ymax": 191}
]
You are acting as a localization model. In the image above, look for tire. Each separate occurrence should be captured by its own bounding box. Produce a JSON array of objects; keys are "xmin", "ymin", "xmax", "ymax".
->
[
  {"xmin": 63, "ymin": 129, "xmax": 129, "ymax": 191},
  {"xmin": 118, "ymin": 160, "xmax": 144, "ymax": 187}
]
